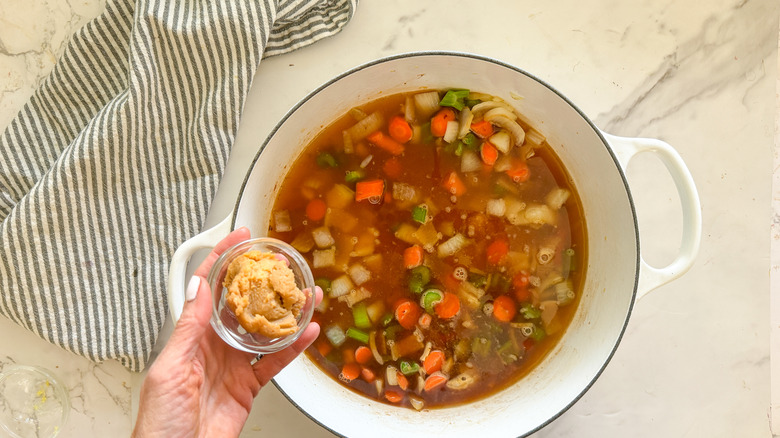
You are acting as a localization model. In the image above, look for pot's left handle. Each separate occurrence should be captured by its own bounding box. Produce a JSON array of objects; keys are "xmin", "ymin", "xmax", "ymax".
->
[
  {"xmin": 602, "ymin": 132, "xmax": 702, "ymax": 300},
  {"xmin": 168, "ymin": 215, "xmax": 233, "ymax": 324}
]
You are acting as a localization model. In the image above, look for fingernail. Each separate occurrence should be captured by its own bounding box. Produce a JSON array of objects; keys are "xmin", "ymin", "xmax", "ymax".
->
[{"xmin": 185, "ymin": 276, "xmax": 201, "ymax": 302}]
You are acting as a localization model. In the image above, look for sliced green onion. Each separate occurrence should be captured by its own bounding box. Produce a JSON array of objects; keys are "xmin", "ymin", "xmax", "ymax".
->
[
  {"xmin": 454, "ymin": 142, "xmax": 464, "ymax": 157},
  {"xmin": 316, "ymin": 152, "xmax": 339, "ymax": 168},
  {"xmin": 315, "ymin": 277, "xmax": 332, "ymax": 295},
  {"xmin": 345, "ymin": 169, "xmax": 365, "ymax": 184},
  {"xmin": 346, "ymin": 327, "xmax": 369, "ymax": 344},
  {"xmin": 408, "ymin": 266, "xmax": 432, "ymax": 294},
  {"xmin": 439, "ymin": 89, "xmax": 470, "ymax": 111},
  {"xmin": 520, "ymin": 303, "xmax": 541, "ymax": 320},
  {"xmin": 384, "ymin": 324, "xmax": 403, "ymax": 341},
  {"xmin": 325, "ymin": 325, "xmax": 346, "ymax": 347},
  {"xmin": 562, "ymin": 248, "xmax": 575, "ymax": 276},
  {"xmin": 411, "ymin": 204, "xmax": 428, "ymax": 224},
  {"xmin": 352, "ymin": 303, "xmax": 371, "ymax": 329},
  {"xmin": 421, "ymin": 288, "xmax": 444, "ymax": 314},
  {"xmin": 468, "ymin": 272, "xmax": 487, "ymax": 288},
  {"xmin": 399, "ymin": 360, "xmax": 421, "ymax": 375}
]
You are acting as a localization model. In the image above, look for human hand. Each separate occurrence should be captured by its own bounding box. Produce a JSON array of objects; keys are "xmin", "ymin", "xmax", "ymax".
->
[{"xmin": 132, "ymin": 228, "xmax": 322, "ymax": 438}]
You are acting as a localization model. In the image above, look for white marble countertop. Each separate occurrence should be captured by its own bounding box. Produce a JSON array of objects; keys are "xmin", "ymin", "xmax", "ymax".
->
[{"xmin": 1, "ymin": 0, "xmax": 777, "ymax": 437}]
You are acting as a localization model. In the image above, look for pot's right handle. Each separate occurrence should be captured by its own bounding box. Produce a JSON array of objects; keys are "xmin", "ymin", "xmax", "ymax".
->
[
  {"xmin": 601, "ymin": 132, "xmax": 702, "ymax": 301},
  {"xmin": 167, "ymin": 215, "xmax": 233, "ymax": 324}
]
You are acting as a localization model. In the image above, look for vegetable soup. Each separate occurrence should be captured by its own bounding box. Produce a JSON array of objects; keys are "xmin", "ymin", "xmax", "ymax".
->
[{"xmin": 268, "ymin": 89, "xmax": 586, "ymax": 410}]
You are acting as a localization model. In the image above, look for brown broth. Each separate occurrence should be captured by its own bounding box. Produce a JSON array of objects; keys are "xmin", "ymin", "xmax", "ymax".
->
[{"xmin": 268, "ymin": 90, "xmax": 586, "ymax": 410}]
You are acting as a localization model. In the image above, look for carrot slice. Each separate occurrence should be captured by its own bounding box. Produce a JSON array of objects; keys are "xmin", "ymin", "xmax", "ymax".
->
[
  {"xmin": 423, "ymin": 372, "xmax": 448, "ymax": 392},
  {"xmin": 361, "ymin": 367, "xmax": 376, "ymax": 383},
  {"xmin": 367, "ymin": 131, "xmax": 405, "ymax": 155},
  {"xmin": 383, "ymin": 157, "xmax": 402, "ymax": 179},
  {"xmin": 305, "ymin": 198, "xmax": 327, "ymax": 222},
  {"xmin": 423, "ymin": 350, "xmax": 444, "ymax": 375},
  {"xmin": 403, "ymin": 245, "xmax": 424, "ymax": 269},
  {"xmin": 395, "ymin": 299, "xmax": 422, "ymax": 330},
  {"xmin": 385, "ymin": 389, "xmax": 404, "ymax": 403},
  {"xmin": 316, "ymin": 340, "xmax": 332, "ymax": 357},
  {"xmin": 486, "ymin": 238, "xmax": 509, "ymax": 265},
  {"xmin": 470, "ymin": 120, "xmax": 494, "ymax": 138},
  {"xmin": 355, "ymin": 179, "xmax": 385, "ymax": 203},
  {"xmin": 480, "ymin": 141, "xmax": 498, "ymax": 166},
  {"xmin": 492, "ymin": 295, "xmax": 517, "ymax": 322},
  {"xmin": 388, "ymin": 115, "xmax": 413, "ymax": 143},
  {"xmin": 340, "ymin": 363, "xmax": 361, "ymax": 382},
  {"xmin": 396, "ymin": 372, "xmax": 409, "ymax": 391},
  {"xmin": 506, "ymin": 159, "xmax": 530, "ymax": 183},
  {"xmin": 355, "ymin": 346, "xmax": 373, "ymax": 365},
  {"xmin": 431, "ymin": 108, "xmax": 456, "ymax": 137},
  {"xmin": 513, "ymin": 272, "xmax": 531, "ymax": 302},
  {"xmin": 434, "ymin": 292, "xmax": 460, "ymax": 319},
  {"xmin": 442, "ymin": 171, "xmax": 466, "ymax": 196}
]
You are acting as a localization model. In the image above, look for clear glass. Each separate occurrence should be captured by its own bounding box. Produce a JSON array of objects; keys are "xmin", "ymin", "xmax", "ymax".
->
[
  {"xmin": 0, "ymin": 365, "xmax": 69, "ymax": 438},
  {"xmin": 208, "ymin": 237, "xmax": 316, "ymax": 354}
]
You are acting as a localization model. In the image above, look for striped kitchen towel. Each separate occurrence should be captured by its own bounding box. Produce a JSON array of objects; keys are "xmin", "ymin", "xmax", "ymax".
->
[{"xmin": 0, "ymin": 0, "xmax": 356, "ymax": 372}]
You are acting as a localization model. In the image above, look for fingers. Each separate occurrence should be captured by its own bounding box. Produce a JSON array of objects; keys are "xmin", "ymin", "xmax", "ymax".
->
[
  {"xmin": 194, "ymin": 227, "xmax": 251, "ymax": 278},
  {"xmin": 313, "ymin": 285, "xmax": 323, "ymax": 307},
  {"xmin": 252, "ymin": 322, "xmax": 320, "ymax": 387}
]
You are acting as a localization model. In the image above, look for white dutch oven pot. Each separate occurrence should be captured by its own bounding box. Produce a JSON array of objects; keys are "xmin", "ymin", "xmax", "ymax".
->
[{"xmin": 168, "ymin": 52, "xmax": 701, "ymax": 437}]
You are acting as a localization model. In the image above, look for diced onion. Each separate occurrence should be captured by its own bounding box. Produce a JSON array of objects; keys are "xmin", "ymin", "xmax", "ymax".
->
[
  {"xmin": 414, "ymin": 91, "xmax": 441, "ymax": 119},
  {"xmin": 460, "ymin": 150, "xmax": 482, "ymax": 173},
  {"xmin": 405, "ymin": 95, "xmax": 416, "ymax": 123},
  {"xmin": 525, "ymin": 128, "xmax": 546, "ymax": 147},
  {"xmin": 386, "ymin": 365, "xmax": 399, "ymax": 386},
  {"xmin": 457, "ymin": 107, "xmax": 473, "ymax": 139},
  {"xmin": 437, "ymin": 233, "xmax": 470, "ymax": 258},
  {"xmin": 485, "ymin": 114, "xmax": 526, "ymax": 146},
  {"xmin": 348, "ymin": 264, "xmax": 371, "ymax": 285},
  {"xmin": 342, "ymin": 130, "xmax": 354, "ymax": 154},
  {"xmin": 493, "ymin": 155, "xmax": 512, "ymax": 173},
  {"xmin": 443, "ymin": 120, "xmax": 459, "ymax": 144},
  {"xmin": 346, "ymin": 111, "xmax": 383, "ymax": 142},
  {"xmin": 546, "ymin": 188, "xmax": 570, "ymax": 210},
  {"xmin": 486, "ymin": 198, "xmax": 506, "ymax": 217},
  {"xmin": 325, "ymin": 325, "xmax": 346, "ymax": 347},
  {"xmin": 330, "ymin": 275, "xmax": 354, "ymax": 298},
  {"xmin": 555, "ymin": 280, "xmax": 576, "ymax": 306},
  {"xmin": 273, "ymin": 210, "xmax": 291, "ymax": 232},
  {"xmin": 392, "ymin": 182, "xmax": 420, "ymax": 203},
  {"xmin": 312, "ymin": 226, "xmax": 336, "ymax": 248},
  {"xmin": 409, "ymin": 394, "xmax": 425, "ymax": 411},
  {"xmin": 369, "ymin": 331, "xmax": 384, "ymax": 365},
  {"xmin": 470, "ymin": 100, "xmax": 515, "ymax": 118},
  {"xmin": 360, "ymin": 154, "xmax": 373, "ymax": 168},
  {"xmin": 539, "ymin": 300, "xmax": 559, "ymax": 328},
  {"xmin": 489, "ymin": 130, "xmax": 511, "ymax": 154},
  {"xmin": 446, "ymin": 370, "xmax": 477, "ymax": 390},
  {"xmin": 312, "ymin": 247, "xmax": 336, "ymax": 268}
]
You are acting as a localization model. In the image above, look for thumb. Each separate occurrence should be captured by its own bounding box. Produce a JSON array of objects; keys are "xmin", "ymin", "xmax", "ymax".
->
[{"xmin": 167, "ymin": 275, "xmax": 213, "ymax": 355}]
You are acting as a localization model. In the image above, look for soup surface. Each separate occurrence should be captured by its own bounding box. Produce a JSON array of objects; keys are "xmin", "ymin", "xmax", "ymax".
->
[{"xmin": 268, "ymin": 89, "xmax": 586, "ymax": 410}]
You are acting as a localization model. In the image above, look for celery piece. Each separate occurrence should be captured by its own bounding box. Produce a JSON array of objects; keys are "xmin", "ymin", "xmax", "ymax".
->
[
  {"xmin": 464, "ymin": 98, "xmax": 481, "ymax": 108},
  {"xmin": 316, "ymin": 152, "xmax": 339, "ymax": 168},
  {"xmin": 345, "ymin": 169, "xmax": 365, "ymax": 184},
  {"xmin": 421, "ymin": 288, "xmax": 443, "ymax": 314},
  {"xmin": 346, "ymin": 327, "xmax": 369, "ymax": 344},
  {"xmin": 352, "ymin": 303, "xmax": 372, "ymax": 329},
  {"xmin": 411, "ymin": 204, "xmax": 428, "ymax": 224},
  {"xmin": 315, "ymin": 277, "xmax": 332, "ymax": 295},
  {"xmin": 461, "ymin": 132, "xmax": 478, "ymax": 149},
  {"xmin": 439, "ymin": 89, "xmax": 470, "ymax": 111},
  {"xmin": 399, "ymin": 360, "xmax": 421, "ymax": 375},
  {"xmin": 471, "ymin": 337, "xmax": 491, "ymax": 357},
  {"xmin": 420, "ymin": 122, "xmax": 434, "ymax": 144},
  {"xmin": 408, "ymin": 266, "xmax": 431, "ymax": 294}
]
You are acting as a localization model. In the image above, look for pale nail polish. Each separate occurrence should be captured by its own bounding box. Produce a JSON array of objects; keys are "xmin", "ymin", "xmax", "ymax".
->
[{"xmin": 185, "ymin": 276, "xmax": 201, "ymax": 302}]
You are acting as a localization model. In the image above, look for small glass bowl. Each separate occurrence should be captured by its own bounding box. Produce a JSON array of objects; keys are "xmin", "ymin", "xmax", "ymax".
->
[
  {"xmin": 0, "ymin": 365, "xmax": 69, "ymax": 438},
  {"xmin": 207, "ymin": 237, "xmax": 316, "ymax": 354}
]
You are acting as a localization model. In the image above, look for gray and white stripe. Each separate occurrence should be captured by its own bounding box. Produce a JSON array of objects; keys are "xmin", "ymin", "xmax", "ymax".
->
[{"xmin": 0, "ymin": 0, "xmax": 356, "ymax": 371}]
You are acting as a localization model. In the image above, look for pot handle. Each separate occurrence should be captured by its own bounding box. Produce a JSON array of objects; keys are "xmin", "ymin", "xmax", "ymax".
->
[
  {"xmin": 167, "ymin": 215, "xmax": 233, "ymax": 323},
  {"xmin": 601, "ymin": 132, "xmax": 702, "ymax": 300}
]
